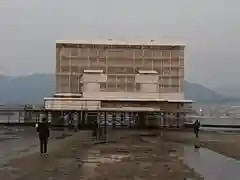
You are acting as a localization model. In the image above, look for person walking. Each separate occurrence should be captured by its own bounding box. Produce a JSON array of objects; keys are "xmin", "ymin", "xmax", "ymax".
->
[
  {"xmin": 92, "ymin": 120, "xmax": 98, "ymax": 140},
  {"xmin": 36, "ymin": 117, "xmax": 50, "ymax": 155},
  {"xmin": 194, "ymin": 119, "xmax": 200, "ymax": 138}
]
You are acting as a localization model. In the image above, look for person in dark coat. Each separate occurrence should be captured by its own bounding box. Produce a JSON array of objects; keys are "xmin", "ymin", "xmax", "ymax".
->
[
  {"xmin": 194, "ymin": 119, "xmax": 200, "ymax": 138},
  {"xmin": 36, "ymin": 117, "xmax": 50, "ymax": 155},
  {"xmin": 92, "ymin": 120, "xmax": 98, "ymax": 140}
]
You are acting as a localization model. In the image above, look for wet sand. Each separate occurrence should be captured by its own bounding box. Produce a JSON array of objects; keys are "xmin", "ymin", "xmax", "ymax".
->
[
  {"xmin": 184, "ymin": 146, "xmax": 240, "ymax": 180},
  {"xmin": 0, "ymin": 130, "xmax": 203, "ymax": 180},
  {"xmin": 3, "ymin": 127, "xmax": 240, "ymax": 179},
  {"xmin": 0, "ymin": 127, "xmax": 73, "ymax": 165},
  {"xmin": 81, "ymin": 132, "xmax": 203, "ymax": 180},
  {"xmin": 164, "ymin": 130, "xmax": 240, "ymax": 160}
]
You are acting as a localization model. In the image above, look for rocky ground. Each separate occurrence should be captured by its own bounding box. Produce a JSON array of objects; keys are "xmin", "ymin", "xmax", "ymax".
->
[{"xmin": 0, "ymin": 129, "xmax": 203, "ymax": 180}]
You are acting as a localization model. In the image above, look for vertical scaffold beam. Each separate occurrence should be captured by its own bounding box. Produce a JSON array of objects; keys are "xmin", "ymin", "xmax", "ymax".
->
[
  {"xmin": 112, "ymin": 112, "xmax": 116, "ymax": 129},
  {"xmin": 96, "ymin": 110, "xmax": 100, "ymax": 140},
  {"xmin": 104, "ymin": 111, "xmax": 107, "ymax": 143}
]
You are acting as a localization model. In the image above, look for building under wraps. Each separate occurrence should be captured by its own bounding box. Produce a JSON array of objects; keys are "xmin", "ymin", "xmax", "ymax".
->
[{"xmin": 43, "ymin": 39, "xmax": 193, "ymax": 128}]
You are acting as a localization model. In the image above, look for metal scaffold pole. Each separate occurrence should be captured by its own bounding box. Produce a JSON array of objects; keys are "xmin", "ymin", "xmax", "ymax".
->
[
  {"xmin": 96, "ymin": 108, "xmax": 100, "ymax": 141},
  {"xmin": 104, "ymin": 111, "xmax": 107, "ymax": 143}
]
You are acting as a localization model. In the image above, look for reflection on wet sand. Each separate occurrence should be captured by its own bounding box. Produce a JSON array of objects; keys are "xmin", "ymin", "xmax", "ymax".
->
[{"xmin": 184, "ymin": 145, "xmax": 240, "ymax": 180}]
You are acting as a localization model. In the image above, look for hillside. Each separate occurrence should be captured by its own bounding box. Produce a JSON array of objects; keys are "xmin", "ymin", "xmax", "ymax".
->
[
  {"xmin": 184, "ymin": 81, "xmax": 225, "ymax": 102},
  {"xmin": 0, "ymin": 74, "xmax": 55, "ymax": 104},
  {"xmin": 0, "ymin": 74, "xmax": 225, "ymax": 104},
  {"xmin": 215, "ymin": 85, "xmax": 240, "ymax": 98}
]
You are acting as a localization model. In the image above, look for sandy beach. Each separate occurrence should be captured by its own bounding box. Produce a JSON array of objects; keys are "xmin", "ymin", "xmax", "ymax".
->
[
  {"xmin": 0, "ymin": 129, "xmax": 204, "ymax": 180},
  {"xmin": 1, "ymin": 127, "xmax": 240, "ymax": 179}
]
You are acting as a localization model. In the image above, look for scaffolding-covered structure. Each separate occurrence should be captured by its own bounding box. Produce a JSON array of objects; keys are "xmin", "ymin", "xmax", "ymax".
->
[{"xmin": 44, "ymin": 39, "xmax": 193, "ymax": 128}]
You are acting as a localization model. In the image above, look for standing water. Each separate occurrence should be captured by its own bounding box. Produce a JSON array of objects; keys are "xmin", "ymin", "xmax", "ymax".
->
[{"xmin": 184, "ymin": 146, "xmax": 240, "ymax": 180}]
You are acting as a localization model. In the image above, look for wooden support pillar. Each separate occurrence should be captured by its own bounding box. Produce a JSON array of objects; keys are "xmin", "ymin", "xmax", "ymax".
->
[
  {"xmin": 78, "ymin": 111, "xmax": 83, "ymax": 129},
  {"xmin": 82, "ymin": 111, "xmax": 86, "ymax": 128},
  {"xmin": 18, "ymin": 112, "xmax": 20, "ymax": 123},
  {"xmin": 160, "ymin": 112, "xmax": 164, "ymax": 128},
  {"xmin": 133, "ymin": 112, "xmax": 138, "ymax": 128},
  {"xmin": 163, "ymin": 112, "xmax": 166, "ymax": 128},
  {"xmin": 7, "ymin": 115, "xmax": 10, "ymax": 123},
  {"xmin": 138, "ymin": 112, "xmax": 146, "ymax": 129},
  {"xmin": 121, "ymin": 112, "xmax": 124, "ymax": 128},
  {"xmin": 129, "ymin": 112, "xmax": 132, "ymax": 128},
  {"xmin": 176, "ymin": 112, "xmax": 180, "ymax": 128}
]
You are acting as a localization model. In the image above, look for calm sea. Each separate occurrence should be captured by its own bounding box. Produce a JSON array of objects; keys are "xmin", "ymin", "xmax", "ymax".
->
[{"xmin": 200, "ymin": 118, "xmax": 240, "ymax": 126}]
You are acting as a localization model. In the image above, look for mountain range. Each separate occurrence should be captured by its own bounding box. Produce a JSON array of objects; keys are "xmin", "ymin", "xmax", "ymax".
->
[{"xmin": 0, "ymin": 74, "xmax": 226, "ymax": 104}]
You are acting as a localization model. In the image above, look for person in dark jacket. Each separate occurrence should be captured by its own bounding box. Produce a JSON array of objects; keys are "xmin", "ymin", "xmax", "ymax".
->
[
  {"xmin": 92, "ymin": 120, "xmax": 98, "ymax": 140},
  {"xmin": 194, "ymin": 119, "xmax": 200, "ymax": 138},
  {"xmin": 36, "ymin": 117, "xmax": 50, "ymax": 155}
]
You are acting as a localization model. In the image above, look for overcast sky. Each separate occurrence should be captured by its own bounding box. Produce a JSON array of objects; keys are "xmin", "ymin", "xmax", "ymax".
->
[{"xmin": 0, "ymin": 0, "xmax": 239, "ymax": 88}]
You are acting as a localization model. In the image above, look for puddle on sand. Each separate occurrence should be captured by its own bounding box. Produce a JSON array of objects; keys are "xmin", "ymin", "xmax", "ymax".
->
[
  {"xmin": 184, "ymin": 146, "xmax": 240, "ymax": 180},
  {"xmin": 83, "ymin": 154, "xmax": 130, "ymax": 166},
  {"xmin": 81, "ymin": 152, "xmax": 130, "ymax": 179},
  {"xmin": 82, "ymin": 149, "xmax": 130, "ymax": 167}
]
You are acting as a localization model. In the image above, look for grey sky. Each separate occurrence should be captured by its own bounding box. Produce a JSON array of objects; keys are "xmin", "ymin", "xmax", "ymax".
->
[{"xmin": 0, "ymin": 0, "xmax": 239, "ymax": 88}]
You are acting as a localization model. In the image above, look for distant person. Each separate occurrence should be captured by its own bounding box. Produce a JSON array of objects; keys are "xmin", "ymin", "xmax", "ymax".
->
[
  {"xmin": 194, "ymin": 119, "xmax": 200, "ymax": 138},
  {"xmin": 36, "ymin": 117, "xmax": 50, "ymax": 155},
  {"xmin": 92, "ymin": 120, "xmax": 98, "ymax": 140}
]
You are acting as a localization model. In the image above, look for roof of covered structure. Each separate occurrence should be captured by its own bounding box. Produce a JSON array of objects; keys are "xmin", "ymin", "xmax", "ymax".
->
[{"xmin": 56, "ymin": 39, "xmax": 185, "ymax": 47}]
